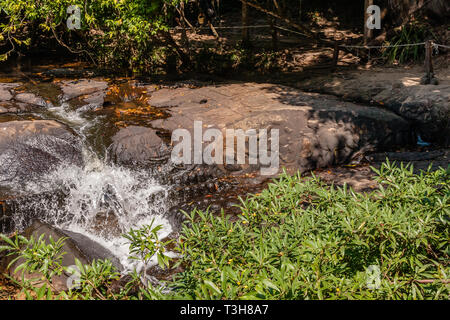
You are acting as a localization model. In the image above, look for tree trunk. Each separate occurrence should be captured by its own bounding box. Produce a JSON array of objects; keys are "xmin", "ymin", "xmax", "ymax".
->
[
  {"xmin": 381, "ymin": 0, "xmax": 450, "ymax": 27},
  {"xmin": 178, "ymin": 2, "xmax": 191, "ymax": 56},
  {"xmin": 242, "ymin": 2, "xmax": 250, "ymax": 45},
  {"xmin": 298, "ymin": 0, "xmax": 302, "ymax": 22}
]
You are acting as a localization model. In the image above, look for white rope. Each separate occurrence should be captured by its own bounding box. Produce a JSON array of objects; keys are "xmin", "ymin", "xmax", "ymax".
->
[
  {"xmin": 209, "ymin": 24, "xmax": 271, "ymax": 29},
  {"xmin": 171, "ymin": 23, "xmax": 450, "ymax": 52},
  {"xmin": 271, "ymin": 26, "xmax": 449, "ymax": 53},
  {"xmin": 273, "ymin": 25, "xmax": 310, "ymax": 38},
  {"xmin": 173, "ymin": 24, "xmax": 271, "ymax": 31},
  {"xmin": 340, "ymin": 42, "xmax": 449, "ymax": 50},
  {"xmin": 435, "ymin": 44, "xmax": 450, "ymax": 49},
  {"xmin": 340, "ymin": 42, "xmax": 426, "ymax": 49}
]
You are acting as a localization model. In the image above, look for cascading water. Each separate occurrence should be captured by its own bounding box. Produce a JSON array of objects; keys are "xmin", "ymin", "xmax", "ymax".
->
[{"xmin": 10, "ymin": 100, "xmax": 175, "ymax": 271}]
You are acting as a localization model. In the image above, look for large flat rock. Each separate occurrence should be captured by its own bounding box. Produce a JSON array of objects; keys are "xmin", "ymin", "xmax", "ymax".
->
[
  {"xmin": 147, "ymin": 83, "xmax": 412, "ymax": 175},
  {"xmin": 59, "ymin": 79, "xmax": 108, "ymax": 106}
]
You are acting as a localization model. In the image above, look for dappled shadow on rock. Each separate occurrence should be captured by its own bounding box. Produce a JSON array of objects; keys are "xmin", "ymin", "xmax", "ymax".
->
[
  {"xmin": 146, "ymin": 82, "xmax": 412, "ymax": 177},
  {"xmin": 295, "ymin": 68, "xmax": 450, "ymax": 146},
  {"xmin": 311, "ymin": 148, "xmax": 449, "ymax": 193}
]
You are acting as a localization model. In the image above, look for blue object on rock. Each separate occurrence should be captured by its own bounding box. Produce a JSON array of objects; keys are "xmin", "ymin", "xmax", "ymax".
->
[{"xmin": 417, "ymin": 134, "xmax": 431, "ymax": 147}]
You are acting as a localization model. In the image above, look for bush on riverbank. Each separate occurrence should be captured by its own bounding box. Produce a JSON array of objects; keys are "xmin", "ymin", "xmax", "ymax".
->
[
  {"xmin": 0, "ymin": 0, "xmax": 185, "ymax": 72},
  {"xmin": 1, "ymin": 161, "xmax": 449, "ymax": 300}
]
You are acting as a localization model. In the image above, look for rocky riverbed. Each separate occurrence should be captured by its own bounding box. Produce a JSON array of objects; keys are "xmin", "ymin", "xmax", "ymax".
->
[{"xmin": 0, "ymin": 64, "xmax": 448, "ymax": 283}]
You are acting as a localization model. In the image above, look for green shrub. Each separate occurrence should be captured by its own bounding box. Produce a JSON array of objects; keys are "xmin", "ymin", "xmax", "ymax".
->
[
  {"xmin": 0, "ymin": 0, "xmax": 183, "ymax": 72},
  {"xmin": 382, "ymin": 22, "xmax": 436, "ymax": 64},
  {"xmin": 1, "ymin": 161, "xmax": 449, "ymax": 300},
  {"xmin": 170, "ymin": 161, "xmax": 449, "ymax": 300}
]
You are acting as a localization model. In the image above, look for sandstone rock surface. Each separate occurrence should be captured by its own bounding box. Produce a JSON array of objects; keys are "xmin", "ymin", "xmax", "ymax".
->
[
  {"xmin": 296, "ymin": 68, "xmax": 450, "ymax": 145},
  {"xmin": 147, "ymin": 82, "xmax": 411, "ymax": 175},
  {"xmin": 0, "ymin": 120, "xmax": 83, "ymax": 187},
  {"xmin": 59, "ymin": 79, "xmax": 108, "ymax": 107},
  {"xmin": 109, "ymin": 126, "xmax": 170, "ymax": 166}
]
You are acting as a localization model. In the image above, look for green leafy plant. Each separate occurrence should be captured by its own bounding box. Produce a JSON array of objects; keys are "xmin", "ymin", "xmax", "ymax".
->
[
  {"xmin": 124, "ymin": 220, "xmax": 173, "ymax": 271},
  {"xmin": 167, "ymin": 161, "xmax": 449, "ymax": 300},
  {"xmin": 0, "ymin": 0, "xmax": 187, "ymax": 71},
  {"xmin": 0, "ymin": 234, "xmax": 66, "ymax": 287},
  {"xmin": 382, "ymin": 22, "xmax": 435, "ymax": 64},
  {"xmin": 1, "ymin": 161, "xmax": 448, "ymax": 300},
  {"xmin": 123, "ymin": 219, "xmax": 174, "ymax": 295},
  {"xmin": 65, "ymin": 258, "xmax": 121, "ymax": 300},
  {"xmin": 0, "ymin": 233, "xmax": 121, "ymax": 300}
]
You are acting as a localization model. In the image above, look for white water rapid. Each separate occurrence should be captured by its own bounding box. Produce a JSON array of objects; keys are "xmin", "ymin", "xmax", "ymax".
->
[{"xmin": 12, "ymin": 102, "xmax": 174, "ymax": 271}]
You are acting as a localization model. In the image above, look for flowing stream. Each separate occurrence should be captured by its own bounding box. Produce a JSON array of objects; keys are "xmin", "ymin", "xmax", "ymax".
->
[{"xmin": 9, "ymin": 101, "xmax": 175, "ymax": 271}]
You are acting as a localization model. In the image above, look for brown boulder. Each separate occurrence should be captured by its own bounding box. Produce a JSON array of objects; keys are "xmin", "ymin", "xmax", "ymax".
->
[
  {"xmin": 59, "ymin": 79, "xmax": 108, "ymax": 103},
  {"xmin": 0, "ymin": 120, "xmax": 83, "ymax": 186},
  {"xmin": 109, "ymin": 126, "xmax": 170, "ymax": 166},
  {"xmin": 2, "ymin": 220, "xmax": 122, "ymax": 292},
  {"xmin": 0, "ymin": 83, "xmax": 18, "ymax": 102}
]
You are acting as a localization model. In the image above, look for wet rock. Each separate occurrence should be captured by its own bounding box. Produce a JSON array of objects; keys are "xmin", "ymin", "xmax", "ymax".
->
[
  {"xmin": 91, "ymin": 211, "xmax": 122, "ymax": 238},
  {"xmin": 367, "ymin": 149, "xmax": 449, "ymax": 173},
  {"xmin": 60, "ymin": 229, "xmax": 122, "ymax": 270},
  {"xmin": 15, "ymin": 92, "xmax": 49, "ymax": 108},
  {"xmin": 0, "ymin": 120, "xmax": 83, "ymax": 187},
  {"xmin": 0, "ymin": 90, "xmax": 12, "ymax": 102},
  {"xmin": 367, "ymin": 150, "xmax": 447, "ymax": 162},
  {"xmin": 0, "ymin": 189, "xmax": 68, "ymax": 234},
  {"xmin": 59, "ymin": 79, "xmax": 108, "ymax": 103},
  {"xmin": 41, "ymin": 68, "xmax": 97, "ymax": 79},
  {"xmin": 1, "ymin": 220, "xmax": 122, "ymax": 292},
  {"xmin": 0, "ymin": 102, "xmax": 32, "ymax": 114},
  {"xmin": 0, "ymin": 198, "xmax": 14, "ymax": 234},
  {"xmin": 146, "ymin": 262, "xmax": 184, "ymax": 282},
  {"xmin": 109, "ymin": 126, "xmax": 170, "ymax": 166},
  {"xmin": 0, "ymin": 83, "xmax": 18, "ymax": 101},
  {"xmin": 82, "ymin": 90, "xmax": 106, "ymax": 108},
  {"xmin": 147, "ymin": 83, "xmax": 411, "ymax": 176},
  {"xmin": 0, "ymin": 83, "xmax": 24, "ymax": 114}
]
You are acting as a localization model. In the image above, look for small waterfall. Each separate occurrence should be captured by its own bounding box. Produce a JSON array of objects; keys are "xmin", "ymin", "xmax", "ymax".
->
[{"xmin": 9, "ymin": 99, "xmax": 174, "ymax": 271}]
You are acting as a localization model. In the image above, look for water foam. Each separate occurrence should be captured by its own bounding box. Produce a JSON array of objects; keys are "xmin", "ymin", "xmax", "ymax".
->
[
  {"xmin": 11, "ymin": 102, "xmax": 174, "ymax": 271},
  {"xmin": 17, "ymin": 160, "xmax": 173, "ymax": 271}
]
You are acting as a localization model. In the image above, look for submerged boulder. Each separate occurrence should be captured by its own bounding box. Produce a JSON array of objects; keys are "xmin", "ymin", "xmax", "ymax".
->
[{"xmin": 0, "ymin": 120, "xmax": 83, "ymax": 187}]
